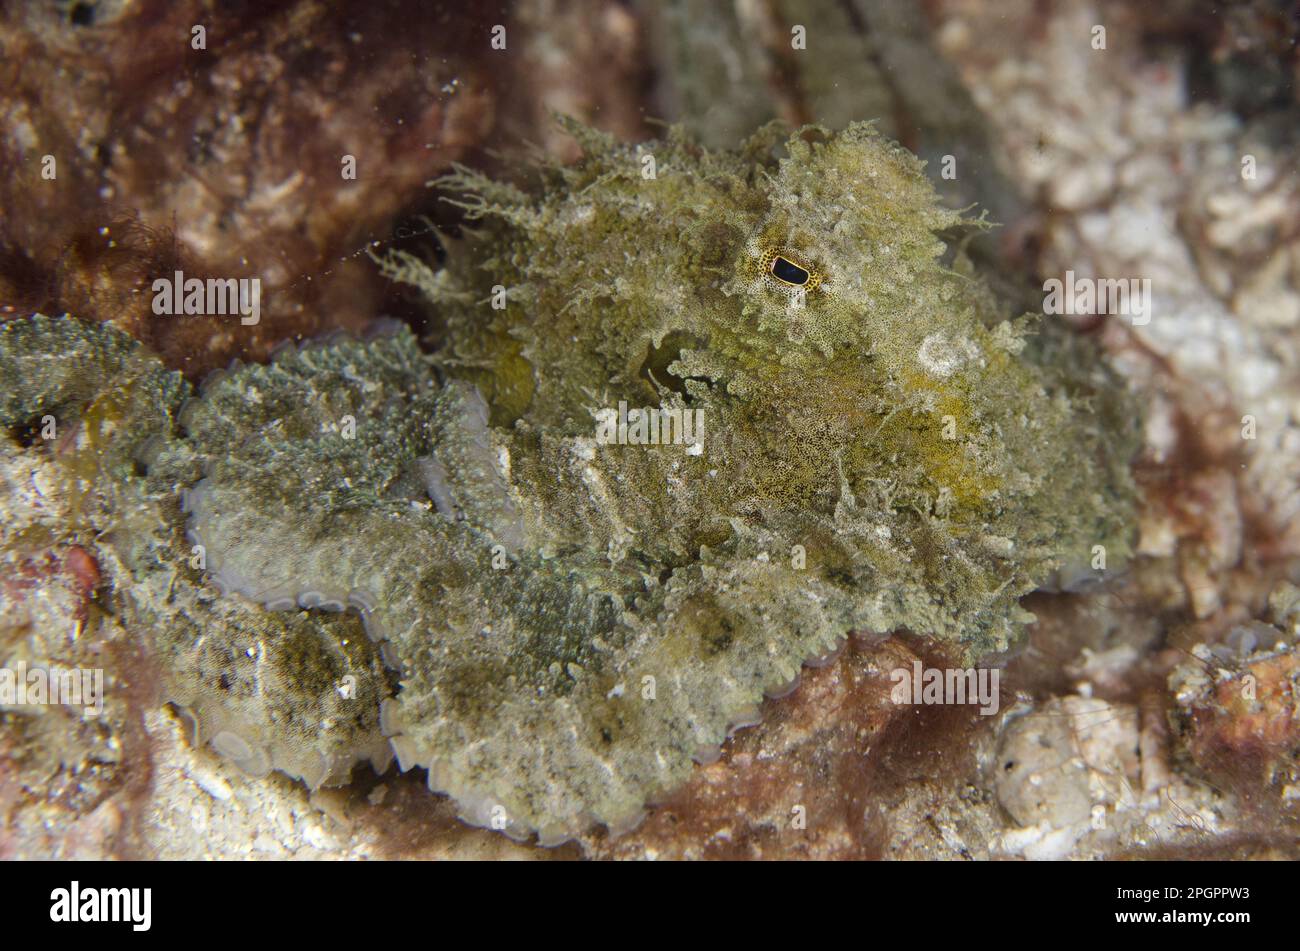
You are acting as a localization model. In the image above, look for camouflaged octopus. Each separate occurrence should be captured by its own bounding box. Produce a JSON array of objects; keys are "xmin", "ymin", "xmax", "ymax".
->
[{"xmin": 0, "ymin": 120, "xmax": 1137, "ymax": 844}]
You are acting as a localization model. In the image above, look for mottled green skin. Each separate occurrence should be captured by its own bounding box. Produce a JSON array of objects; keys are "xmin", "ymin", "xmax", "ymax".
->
[
  {"xmin": 0, "ymin": 122, "xmax": 1137, "ymax": 843},
  {"xmin": 381, "ymin": 121, "xmax": 1136, "ymax": 838},
  {"xmin": 385, "ymin": 120, "xmax": 1138, "ymax": 639}
]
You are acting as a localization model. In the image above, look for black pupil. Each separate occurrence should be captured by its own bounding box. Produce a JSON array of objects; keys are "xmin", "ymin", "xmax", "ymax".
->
[{"xmin": 771, "ymin": 256, "xmax": 810, "ymax": 285}]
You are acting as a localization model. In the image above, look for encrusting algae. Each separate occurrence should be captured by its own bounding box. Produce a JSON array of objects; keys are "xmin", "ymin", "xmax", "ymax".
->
[{"xmin": 0, "ymin": 120, "xmax": 1139, "ymax": 844}]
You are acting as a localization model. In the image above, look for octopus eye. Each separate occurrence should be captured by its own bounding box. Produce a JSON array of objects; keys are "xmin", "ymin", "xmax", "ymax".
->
[{"xmin": 770, "ymin": 255, "xmax": 810, "ymax": 286}]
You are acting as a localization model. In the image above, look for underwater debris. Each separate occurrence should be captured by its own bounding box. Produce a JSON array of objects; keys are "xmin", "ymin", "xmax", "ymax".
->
[
  {"xmin": 0, "ymin": 119, "xmax": 1138, "ymax": 843},
  {"xmin": 1168, "ymin": 587, "xmax": 1300, "ymax": 807}
]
